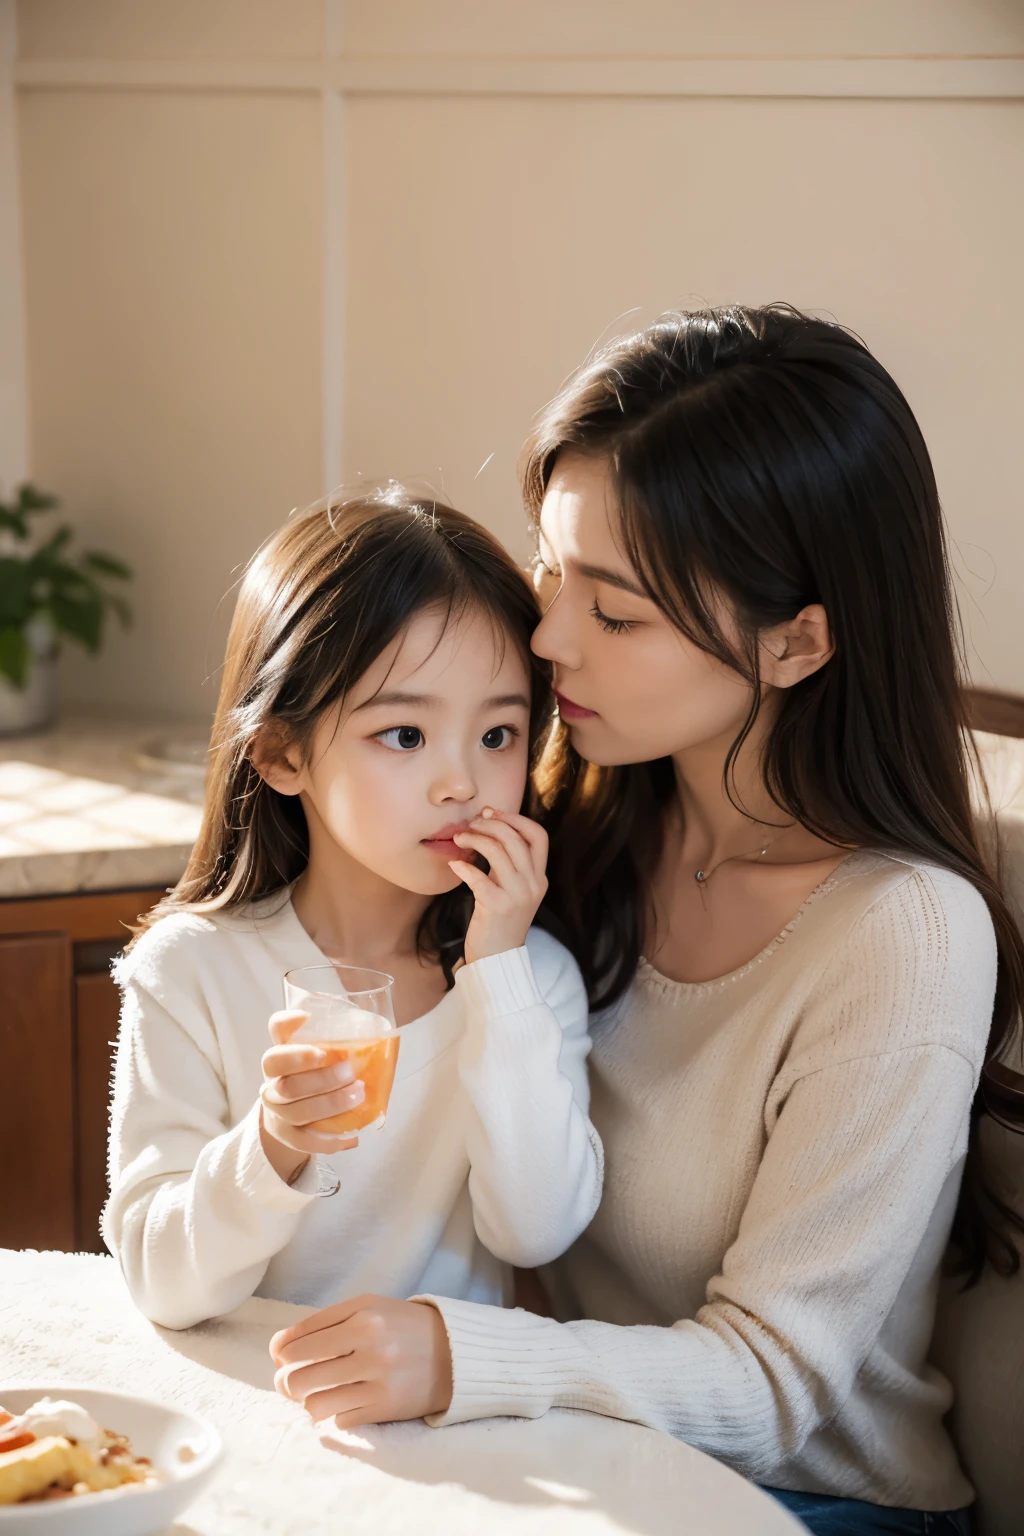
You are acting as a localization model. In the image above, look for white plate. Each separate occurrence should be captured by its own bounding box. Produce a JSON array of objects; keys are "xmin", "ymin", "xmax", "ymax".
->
[{"xmin": 0, "ymin": 1386, "xmax": 221, "ymax": 1536}]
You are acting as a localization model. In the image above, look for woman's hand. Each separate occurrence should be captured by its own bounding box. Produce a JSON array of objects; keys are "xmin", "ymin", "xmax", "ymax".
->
[
  {"xmin": 449, "ymin": 807, "xmax": 549, "ymax": 964},
  {"xmin": 270, "ymin": 1295, "xmax": 454, "ymax": 1427},
  {"xmin": 259, "ymin": 1011, "xmax": 364, "ymax": 1184}
]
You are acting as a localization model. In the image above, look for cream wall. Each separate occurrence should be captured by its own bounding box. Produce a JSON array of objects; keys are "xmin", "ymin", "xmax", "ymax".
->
[{"xmin": 7, "ymin": 0, "xmax": 1024, "ymax": 716}]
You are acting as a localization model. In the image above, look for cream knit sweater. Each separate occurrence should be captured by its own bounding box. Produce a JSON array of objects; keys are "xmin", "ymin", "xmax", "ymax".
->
[
  {"xmin": 421, "ymin": 852, "xmax": 997, "ymax": 1512},
  {"xmin": 103, "ymin": 901, "xmax": 602, "ymax": 1330}
]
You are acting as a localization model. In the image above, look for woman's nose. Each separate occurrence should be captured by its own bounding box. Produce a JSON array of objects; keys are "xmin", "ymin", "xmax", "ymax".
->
[{"xmin": 532, "ymin": 591, "xmax": 581, "ymax": 671}]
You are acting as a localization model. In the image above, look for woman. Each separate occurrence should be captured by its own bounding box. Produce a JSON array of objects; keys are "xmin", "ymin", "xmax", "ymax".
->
[{"xmin": 270, "ymin": 306, "xmax": 1024, "ymax": 1536}]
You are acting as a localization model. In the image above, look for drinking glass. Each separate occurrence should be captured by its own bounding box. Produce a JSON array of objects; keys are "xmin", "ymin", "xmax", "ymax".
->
[{"xmin": 282, "ymin": 964, "xmax": 400, "ymax": 1197}]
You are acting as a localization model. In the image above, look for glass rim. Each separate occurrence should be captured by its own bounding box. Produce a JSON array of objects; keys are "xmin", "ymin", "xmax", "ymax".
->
[{"xmin": 284, "ymin": 962, "xmax": 395, "ymax": 1002}]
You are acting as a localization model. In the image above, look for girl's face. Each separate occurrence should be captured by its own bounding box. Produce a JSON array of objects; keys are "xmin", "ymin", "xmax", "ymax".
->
[
  {"xmin": 268, "ymin": 605, "xmax": 532, "ymax": 896},
  {"xmin": 531, "ymin": 451, "xmax": 754, "ymax": 766}
]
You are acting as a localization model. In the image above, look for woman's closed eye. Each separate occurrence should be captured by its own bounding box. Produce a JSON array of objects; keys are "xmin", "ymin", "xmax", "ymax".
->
[
  {"xmin": 590, "ymin": 600, "xmax": 637, "ymax": 635},
  {"xmin": 375, "ymin": 725, "xmax": 424, "ymax": 751}
]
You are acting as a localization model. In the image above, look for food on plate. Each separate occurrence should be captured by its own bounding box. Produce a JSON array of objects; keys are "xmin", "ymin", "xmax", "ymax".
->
[{"xmin": 0, "ymin": 1397, "xmax": 161, "ymax": 1506}]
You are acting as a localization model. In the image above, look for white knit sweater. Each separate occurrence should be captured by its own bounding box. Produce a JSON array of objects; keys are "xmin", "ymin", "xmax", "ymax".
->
[
  {"xmin": 103, "ymin": 897, "xmax": 602, "ymax": 1330},
  {"xmin": 421, "ymin": 853, "xmax": 996, "ymax": 1513}
]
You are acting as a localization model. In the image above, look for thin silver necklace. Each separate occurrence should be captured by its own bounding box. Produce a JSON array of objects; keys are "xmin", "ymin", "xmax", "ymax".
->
[{"xmin": 693, "ymin": 824, "xmax": 793, "ymax": 906}]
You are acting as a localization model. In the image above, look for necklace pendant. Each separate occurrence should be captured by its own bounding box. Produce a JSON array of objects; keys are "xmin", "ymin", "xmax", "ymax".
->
[{"xmin": 694, "ymin": 869, "xmax": 707, "ymax": 884}]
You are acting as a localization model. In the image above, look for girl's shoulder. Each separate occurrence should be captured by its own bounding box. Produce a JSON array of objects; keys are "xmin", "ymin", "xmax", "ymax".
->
[
  {"xmin": 524, "ymin": 923, "xmax": 585, "ymax": 990},
  {"xmin": 114, "ymin": 897, "xmax": 291, "ymax": 993}
]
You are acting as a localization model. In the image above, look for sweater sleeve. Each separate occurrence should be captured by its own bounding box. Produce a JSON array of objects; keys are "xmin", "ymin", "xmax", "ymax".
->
[
  {"xmin": 451, "ymin": 928, "xmax": 603, "ymax": 1268},
  {"xmin": 103, "ymin": 975, "xmax": 320, "ymax": 1330},
  {"xmin": 417, "ymin": 871, "xmax": 995, "ymax": 1476}
]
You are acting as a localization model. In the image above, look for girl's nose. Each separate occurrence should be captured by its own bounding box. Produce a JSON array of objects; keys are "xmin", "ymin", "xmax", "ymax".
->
[{"xmin": 429, "ymin": 759, "xmax": 477, "ymax": 806}]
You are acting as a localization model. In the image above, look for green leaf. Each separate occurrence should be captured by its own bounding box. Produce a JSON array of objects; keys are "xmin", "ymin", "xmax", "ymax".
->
[
  {"xmin": 82, "ymin": 549, "xmax": 132, "ymax": 580},
  {"xmin": 0, "ymin": 625, "xmax": 31, "ymax": 687},
  {"xmin": 17, "ymin": 483, "xmax": 60, "ymax": 513},
  {"xmin": 50, "ymin": 591, "xmax": 103, "ymax": 651},
  {"xmin": 0, "ymin": 505, "xmax": 29, "ymax": 538},
  {"xmin": 0, "ymin": 559, "xmax": 34, "ymax": 627},
  {"xmin": 107, "ymin": 593, "xmax": 133, "ymax": 628}
]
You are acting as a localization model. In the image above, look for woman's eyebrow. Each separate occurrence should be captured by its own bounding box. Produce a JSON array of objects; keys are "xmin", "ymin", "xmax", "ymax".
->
[{"xmin": 574, "ymin": 561, "xmax": 649, "ymax": 599}]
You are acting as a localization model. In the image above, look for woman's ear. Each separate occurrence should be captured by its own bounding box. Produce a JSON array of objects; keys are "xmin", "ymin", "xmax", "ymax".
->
[
  {"xmin": 759, "ymin": 603, "xmax": 834, "ymax": 690},
  {"xmin": 249, "ymin": 723, "xmax": 306, "ymax": 797}
]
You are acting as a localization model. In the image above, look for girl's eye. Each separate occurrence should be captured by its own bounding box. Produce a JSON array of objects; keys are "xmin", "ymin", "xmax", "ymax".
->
[
  {"xmin": 481, "ymin": 725, "xmax": 518, "ymax": 751},
  {"xmin": 376, "ymin": 726, "xmax": 424, "ymax": 751},
  {"xmin": 590, "ymin": 601, "xmax": 636, "ymax": 635}
]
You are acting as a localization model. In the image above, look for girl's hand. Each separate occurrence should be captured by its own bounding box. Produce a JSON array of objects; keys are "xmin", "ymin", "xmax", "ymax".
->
[
  {"xmin": 270, "ymin": 1295, "xmax": 453, "ymax": 1427},
  {"xmin": 449, "ymin": 808, "xmax": 549, "ymax": 965},
  {"xmin": 259, "ymin": 1011, "xmax": 364, "ymax": 1184}
]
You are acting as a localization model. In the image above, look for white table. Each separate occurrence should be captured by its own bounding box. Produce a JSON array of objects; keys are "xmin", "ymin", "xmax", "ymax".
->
[{"xmin": 0, "ymin": 1250, "xmax": 801, "ymax": 1535}]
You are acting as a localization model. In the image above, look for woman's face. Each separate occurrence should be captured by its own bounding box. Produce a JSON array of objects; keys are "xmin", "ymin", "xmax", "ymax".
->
[{"xmin": 531, "ymin": 451, "xmax": 754, "ymax": 767}]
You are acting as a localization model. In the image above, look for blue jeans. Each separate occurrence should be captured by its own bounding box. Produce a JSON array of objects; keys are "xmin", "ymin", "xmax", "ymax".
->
[{"xmin": 762, "ymin": 1488, "xmax": 973, "ymax": 1535}]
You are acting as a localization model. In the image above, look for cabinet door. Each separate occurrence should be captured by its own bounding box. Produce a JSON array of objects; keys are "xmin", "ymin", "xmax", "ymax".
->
[
  {"xmin": 75, "ymin": 973, "xmax": 122, "ymax": 1253},
  {"xmin": 0, "ymin": 933, "xmax": 75, "ymax": 1249}
]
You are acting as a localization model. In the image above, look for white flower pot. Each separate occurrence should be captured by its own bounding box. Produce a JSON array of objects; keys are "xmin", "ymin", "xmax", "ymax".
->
[{"xmin": 0, "ymin": 619, "xmax": 58, "ymax": 736}]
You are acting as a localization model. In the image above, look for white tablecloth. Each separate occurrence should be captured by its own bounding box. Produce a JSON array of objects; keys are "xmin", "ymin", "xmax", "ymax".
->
[{"xmin": 0, "ymin": 1249, "xmax": 800, "ymax": 1535}]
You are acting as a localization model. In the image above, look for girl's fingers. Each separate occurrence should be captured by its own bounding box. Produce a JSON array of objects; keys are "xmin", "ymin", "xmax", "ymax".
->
[
  {"xmin": 307, "ymin": 1384, "xmax": 377, "ymax": 1425},
  {"xmin": 452, "ymin": 829, "xmax": 521, "ymax": 887},
  {"xmin": 477, "ymin": 807, "xmax": 548, "ymax": 853},
  {"xmin": 268, "ymin": 1010, "xmax": 312, "ymax": 1046},
  {"xmin": 261, "ymin": 1050, "xmax": 354, "ymax": 1097},
  {"xmin": 276, "ymin": 1352, "xmax": 364, "ymax": 1403},
  {"xmin": 447, "ymin": 859, "xmax": 491, "ymax": 896},
  {"xmin": 261, "ymin": 1078, "xmax": 365, "ymax": 1125},
  {"xmin": 271, "ymin": 1296, "xmax": 373, "ymax": 1358},
  {"xmin": 466, "ymin": 815, "xmax": 533, "ymax": 873},
  {"xmin": 263, "ymin": 1117, "xmax": 359, "ymax": 1155}
]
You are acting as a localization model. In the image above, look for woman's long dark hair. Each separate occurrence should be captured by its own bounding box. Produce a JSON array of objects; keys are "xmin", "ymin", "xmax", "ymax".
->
[
  {"xmin": 135, "ymin": 486, "xmax": 552, "ymax": 986},
  {"xmin": 526, "ymin": 303, "xmax": 1024, "ymax": 1281}
]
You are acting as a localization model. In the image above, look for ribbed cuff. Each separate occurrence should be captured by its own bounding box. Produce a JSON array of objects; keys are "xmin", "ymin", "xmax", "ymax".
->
[
  {"xmin": 236, "ymin": 1100, "xmax": 320, "ymax": 1213},
  {"xmin": 455, "ymin": 946, "xmax": 542, "ymax": 1018},
  {"xmin": 412, "ymin": 1295, "xmax": 574, "ymax": 1426}
]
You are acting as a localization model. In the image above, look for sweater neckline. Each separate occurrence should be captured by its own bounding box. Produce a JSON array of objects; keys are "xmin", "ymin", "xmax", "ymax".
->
[{"xmin": 637, "ymin": 849, "xmax": 877, "ymax": 999}]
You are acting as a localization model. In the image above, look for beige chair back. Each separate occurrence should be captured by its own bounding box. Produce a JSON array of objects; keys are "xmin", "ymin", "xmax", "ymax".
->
[{"xmin": 930, "ymin": 731, "xmax": 1024, "ymax": 1536}]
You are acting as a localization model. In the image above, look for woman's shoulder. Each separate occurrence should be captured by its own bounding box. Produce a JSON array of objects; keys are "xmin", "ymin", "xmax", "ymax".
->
[
  {"xmin": 836, "ymin": 849, "xmax": 995, "ymax": 953},
  {"xmin": 802, "ymin": 850, "xmax": 997, "ymax": 1068}
]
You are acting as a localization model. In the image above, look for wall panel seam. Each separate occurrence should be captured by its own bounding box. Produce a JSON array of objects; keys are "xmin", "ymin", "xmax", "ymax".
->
[{"xmin": 13, "ymin": 55, "xmax": 1024, "ymax": 100}]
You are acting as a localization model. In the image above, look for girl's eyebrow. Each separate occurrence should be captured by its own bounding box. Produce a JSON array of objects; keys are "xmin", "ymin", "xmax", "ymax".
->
[{"xmin": 355, "ymin": 689, "xmax": 530, "ymax": 712}]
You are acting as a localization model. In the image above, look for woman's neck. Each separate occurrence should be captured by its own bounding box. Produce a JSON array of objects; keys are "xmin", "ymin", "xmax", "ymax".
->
[
  {"xmin": 290, "ymin": 805, "xmax": 432, "ymax": 970},
  {"xmin": 668, "ymin": 704, "xmax": 834, "ymax": 871}
]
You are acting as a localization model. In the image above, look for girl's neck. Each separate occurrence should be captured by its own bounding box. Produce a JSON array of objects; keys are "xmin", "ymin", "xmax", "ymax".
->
[{"xmin": 291, "ymin": 804, "xmax": 432, "ymax": 970}]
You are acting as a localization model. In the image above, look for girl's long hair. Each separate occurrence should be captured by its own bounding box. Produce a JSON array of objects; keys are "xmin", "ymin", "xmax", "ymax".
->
[
  {"xmin": 526, "ymin": 303, "xmax": 1024, "ymax": 1281},
  {"xmin": 136, "ymin": 486, "xmax": 552, "ymax": 986}
]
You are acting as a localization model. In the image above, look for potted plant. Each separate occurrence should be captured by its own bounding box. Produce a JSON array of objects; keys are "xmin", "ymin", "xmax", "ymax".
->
[{"xmin": 0, "ymin": 482, "xmax": 132, "ymax": 735}]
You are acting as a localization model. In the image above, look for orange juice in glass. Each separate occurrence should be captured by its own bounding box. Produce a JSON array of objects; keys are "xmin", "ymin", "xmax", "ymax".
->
[{"xmin": 283, "ymin": 964, "xmax": 399, "ymax": 1137}]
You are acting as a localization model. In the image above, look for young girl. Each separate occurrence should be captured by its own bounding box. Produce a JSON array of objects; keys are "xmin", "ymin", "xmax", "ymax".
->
[{"xmin": 103, "ymin": 487, "xmax": 602, "ymax": 1332}]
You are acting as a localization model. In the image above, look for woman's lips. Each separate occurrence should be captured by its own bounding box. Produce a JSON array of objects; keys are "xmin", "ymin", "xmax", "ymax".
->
[{"xmin": 555, "ymin": 690, "xmax": 598, "ymax": 720}]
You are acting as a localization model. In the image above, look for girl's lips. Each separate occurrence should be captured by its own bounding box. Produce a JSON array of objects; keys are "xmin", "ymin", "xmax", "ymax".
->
[
  {"xmin": 421, "ymin": 821, "xmax": 472, "ymax": 859},
  {"xmin": 555, "ymin": 690, "xmax": 598, "ymax": 720}
]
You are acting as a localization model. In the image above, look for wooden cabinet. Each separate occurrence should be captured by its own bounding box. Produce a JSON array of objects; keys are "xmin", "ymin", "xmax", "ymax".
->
[{"xmin": 0, "ymin": 888, "xmax": 162, "ymax": 1253}]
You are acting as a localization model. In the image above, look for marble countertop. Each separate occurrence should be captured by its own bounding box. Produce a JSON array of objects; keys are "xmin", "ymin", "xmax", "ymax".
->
[{"xmin": 0, "ymin": 712, "xmax": 209, "ymax": 899}]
